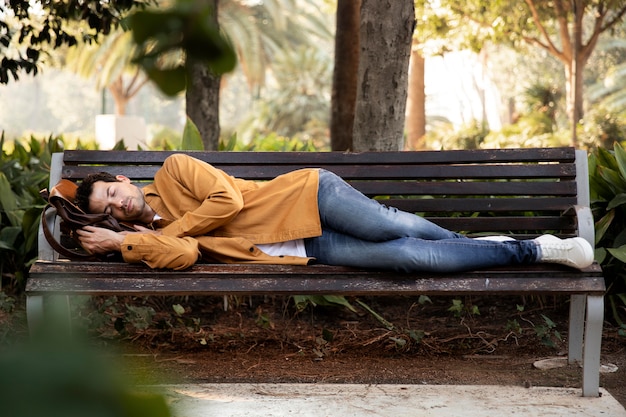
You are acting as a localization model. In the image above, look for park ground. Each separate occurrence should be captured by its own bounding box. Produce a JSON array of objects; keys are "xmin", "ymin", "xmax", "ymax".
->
[
  {"xmin": 98, "ymin": 295, "xmax": 626, "ymax": 407},
  {"xmin": 2, "ymin": 294, "xmax": 625, "ymax": 408}
]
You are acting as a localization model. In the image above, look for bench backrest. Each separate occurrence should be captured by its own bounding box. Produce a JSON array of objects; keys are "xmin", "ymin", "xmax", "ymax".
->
[{"xmin": 41, "ymin": 147, "xmax": 591, "ymax": 261}]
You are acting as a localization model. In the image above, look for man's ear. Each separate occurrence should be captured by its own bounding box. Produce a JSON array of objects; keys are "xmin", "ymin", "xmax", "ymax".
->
[{"xmin": 115, "ymin": 175, "xmax": 131, "ymax": 183}]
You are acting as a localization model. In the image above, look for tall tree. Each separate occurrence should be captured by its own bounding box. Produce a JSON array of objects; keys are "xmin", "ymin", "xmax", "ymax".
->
[
  {"xmin": 352, "ymin": 0, "xmax": 415, "ymax": 151},
  {"xmin": 440, "ymin": 0, "xmax": 626, "ymax": 145},
  {"xmin": 405, "ymin": 40, "xmax": 426, "ymax": 150},
  {"xmin": 185, "ymin": 0, "xmax": 221, "ymax": 150},
  {"xmin": 329, "ymin": 0, "xmax": 361, "ymax": 151}
]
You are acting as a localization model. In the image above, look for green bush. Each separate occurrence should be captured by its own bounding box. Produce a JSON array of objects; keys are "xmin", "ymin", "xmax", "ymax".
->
[
  {"xmin": 580, "ymin": 107, "xmax": 626, "ymax": 150},
  {"xmin": 0, "ymin": 134, "xmax": 64, "ymax": 290},
  {"xmin": 588, "ymin": 142, "xmax": 626, "ymax": 326}
]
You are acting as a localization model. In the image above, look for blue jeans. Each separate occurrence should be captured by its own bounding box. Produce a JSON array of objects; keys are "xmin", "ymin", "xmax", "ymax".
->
[{"xmin": 304, "ymin": 169, "xmax": 539, "ymax": 273}]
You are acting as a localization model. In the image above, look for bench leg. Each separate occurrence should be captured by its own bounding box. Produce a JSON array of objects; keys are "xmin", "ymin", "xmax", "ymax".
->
[
  {"xmin": 26, "ymin": 295, "xmax": 72, "ymax": 338},
  {"xmin": 582, "ymin": 295, "xmax": 603, "ymax": 397},
  {"xmin": 26, "ymin": 295, "xmax": 45, "ymax": 336},
  {"xmin": 568, "ymin": 294, "xmax": 586, "ymax": 365}
]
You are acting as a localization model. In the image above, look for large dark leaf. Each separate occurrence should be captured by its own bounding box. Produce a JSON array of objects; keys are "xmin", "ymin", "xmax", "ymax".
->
[{"xmin": 127, "ymin": 2, "xmax": 236, "ymax": 96}]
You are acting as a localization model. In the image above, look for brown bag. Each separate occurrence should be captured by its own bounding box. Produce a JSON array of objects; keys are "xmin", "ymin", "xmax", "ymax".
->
[{"xmin": 40, "ymin": 179, "xmax": 136, "ymax": 260}]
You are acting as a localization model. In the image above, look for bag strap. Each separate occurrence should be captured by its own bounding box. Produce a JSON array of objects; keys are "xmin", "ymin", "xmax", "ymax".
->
[{"xmin": 40, "ymin": 203, "xmax": 98, "ymax": 261}]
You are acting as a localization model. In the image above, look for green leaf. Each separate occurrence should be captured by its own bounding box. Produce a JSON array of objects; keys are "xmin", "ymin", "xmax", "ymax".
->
[
  {"xmin": 607, "ymin": 193, "xmax": 626, "ymax": 210},
  {"xmin": 172, "ymin": 304, "xmax": 185, "ymax": 316},
  {"xmin": 355, "ymin": 299, "xmax": 394, "ymax": 330},
  {"xmin": 595, "ymin": 210, "xmax": 615, "ymax": 243},
  {"xmin": 408, "ymin": 329, "xmax": 425, "ymax": 343},
  {"xmin": 596, "ymin": 146, "xmax": 619, "ymax": 171},
  {"xmin": 594, "ymin": 247, "xmax": 607, "ymax": 263},
  {"xmin": 588, "ymin": 152, "xmax": 598, "ymax": 176},
  {"xmin": 0, "ymin": 242, "xmax": 14, "ymax": 250},
  {"xmin": 418, "ymin": 295, "xmax": 432, "ymax": 305},
  {"xmin": 181, "ymin": 117, "xmax": 204, "ymax": 150},
  {"xmin": 291, "ymin": 295, "xmax": 357, "ymax": 313},
  {"xmin": 128, "ymin": 11, "xmax": 181, "ymax": 45},
  {"xmin": 0, "ymin": 226, "xmax": 21, "ymax": 250},
  {"xmin": 127, "ymin": 3, "xmax": 236, "ymax": 97},
  {"xmin": 291, "ymin": 295, "xmax": 307, "ymax": 307},
  {"xmin": 607, "ymin": 245, "xmax": 626, "ymax": 263},
  {"xmin": 0, "ymin": 173, "xmax": 17, "ymax": 212},
  {"xmin": 614, "ymin": 228, "xmax": 626, "ymax": 247},
  {"xmin": 144, "ymin": 66, "xmax": 188, "ymax": 97},
  {"xmin": 598, "ymin": 166, "xmax": 626, "ymax": 194},
  {"xmin": 541, "ymin": 314, "xmax": 556, "ymax": 329},
  {"xmin": 321, "ymin": 295, "xmax": 357, "ymax": 313},
  {"xmin": 0, "ymin": 173, "xmax": 24, "ymax": 227},
  {"xmin": 614, "ymin": 142, "xmax": 626, "ymax": 182},
  {"xmin": 389, "ymin": 337, "xmax": 406, "ymax": 347}
]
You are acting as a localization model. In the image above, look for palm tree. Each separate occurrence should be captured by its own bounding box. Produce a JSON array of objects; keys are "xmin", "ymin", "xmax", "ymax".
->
[
  {"xmin": 237, "ymin": 45, "xmax": 332, "ymax": 144},
  {"xmin": 65, "ymin": 30, "xmax": 149, "ymax": 116},
  {"xmin": 219, "ymin": 0, "xmax": 332, "ymax": 93}
]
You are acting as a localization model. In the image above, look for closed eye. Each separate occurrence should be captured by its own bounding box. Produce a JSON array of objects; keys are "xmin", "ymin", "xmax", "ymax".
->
[{"xmin": 104, "ymin": 186, "xmax": 113, "ymax": 215}]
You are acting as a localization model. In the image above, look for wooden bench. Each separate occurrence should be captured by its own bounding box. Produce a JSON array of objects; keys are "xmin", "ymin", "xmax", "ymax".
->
[{"xmin": 26, "ymin": 147, "xmax": 605, "ymax": 397}]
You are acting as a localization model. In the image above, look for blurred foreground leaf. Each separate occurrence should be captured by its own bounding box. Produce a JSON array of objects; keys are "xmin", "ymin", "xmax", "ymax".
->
[{"xmin": 127, "ymin": 0, "xmax": 236, "ymax": 96}]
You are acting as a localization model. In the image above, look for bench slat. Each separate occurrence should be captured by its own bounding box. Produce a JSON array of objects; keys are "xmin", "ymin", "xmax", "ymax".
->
[
  {"xmin": 27, "ymin": 262, "xmax": 604, "ymax": 296},
  {"xmin": 356, "ymin": 181, "xmax": 578, "ymax": 196},
  {"xmin": 389, "ymin": 197, "xmax": 578, "ymax": 212},
  {"xmin": 62, "ymin": 147, "xmax": 577, "ymax": 165},
  {"xmin": 62, "ymin": 163, "xmax": 577, "ymax": 182}
]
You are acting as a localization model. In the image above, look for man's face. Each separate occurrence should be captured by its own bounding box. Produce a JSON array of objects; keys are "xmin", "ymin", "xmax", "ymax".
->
[{"xmin": 89, "ymin": 176, "xmax": 151, "ymax": 223}]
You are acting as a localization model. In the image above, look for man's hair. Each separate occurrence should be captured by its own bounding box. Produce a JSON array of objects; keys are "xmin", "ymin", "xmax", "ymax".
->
[{"xmin": 75, "ymin": 172, "xmax": 119, "ymax": 213}]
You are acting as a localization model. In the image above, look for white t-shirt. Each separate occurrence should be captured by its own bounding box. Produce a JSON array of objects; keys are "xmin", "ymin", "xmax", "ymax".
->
[
  {"xmin": 153, "ymin": 215, "xmax": 307, "ymax": 258},
  {"xmin": 256, "ymin": 239, "xmax": 307, "ymax": 258}
]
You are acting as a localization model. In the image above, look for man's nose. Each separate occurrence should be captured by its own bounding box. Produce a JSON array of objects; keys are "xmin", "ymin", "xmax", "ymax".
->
[{"xmin": 112, "ymin": 198, "xmax": 124, "ymax": 209}]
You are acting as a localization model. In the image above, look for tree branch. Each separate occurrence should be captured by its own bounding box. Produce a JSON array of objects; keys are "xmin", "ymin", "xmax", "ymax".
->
[
  {"xmin": 552, "ymin": 0, "xmax": 573, "ymax": 58},
  {"xmin": 524, "ymin": 0, "xmax": 567, "ymax": 60},
  {"xmin": 600, "ymin": 3, "xmax": 626, "ymax": 31},
  {"xmin": 124, "ymin": 69, "xmax": 149, "ymax": 100}
]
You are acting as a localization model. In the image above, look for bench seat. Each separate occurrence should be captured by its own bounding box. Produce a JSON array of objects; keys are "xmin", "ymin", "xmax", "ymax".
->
[{"xmin": 28, "ymin": 262, "xmax": 603, "ymax": 296}]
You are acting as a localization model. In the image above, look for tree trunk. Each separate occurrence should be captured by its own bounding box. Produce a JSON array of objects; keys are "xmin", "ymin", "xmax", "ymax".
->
[
  {"xmin": 330, "ymin": 0, "xmax": 361, "ymax": 151},
  {"xmin": 569, "ymin": 0, "xmax": 584, "ymax": 147},
  {"xmin": 352, "ymin": 0, "xmax": 415, "ymax": 151},
  {"xmin": 405, "ymin": 41, "xmax": 426, "ymax": 150},
  {"xmin": 108, "ymin": 76, "xmax": 128, "ymax": 116},
  {"xmin": 185, "ymin": 0, "xmax": 221, "ymax": 151}
]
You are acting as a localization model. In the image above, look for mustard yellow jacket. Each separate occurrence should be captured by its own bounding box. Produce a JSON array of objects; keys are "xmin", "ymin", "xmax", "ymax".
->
[{"xmin": 120, "ymin": 154, "xmax": 321, "ymax": 269}]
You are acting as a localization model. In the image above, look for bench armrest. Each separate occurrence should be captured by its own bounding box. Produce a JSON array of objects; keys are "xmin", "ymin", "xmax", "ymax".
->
[{"xmin": 574, "ymin": 205, "xmax": 595, "ymax": 250}]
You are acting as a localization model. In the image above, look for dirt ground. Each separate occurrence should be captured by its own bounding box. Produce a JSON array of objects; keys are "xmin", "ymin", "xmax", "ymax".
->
[{"xmin": 83, "ymin": 294, "xmax": 626, "ymax": 408}]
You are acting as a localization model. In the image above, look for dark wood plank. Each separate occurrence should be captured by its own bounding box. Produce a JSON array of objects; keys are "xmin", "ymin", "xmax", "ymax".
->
[
  {"xmin": 27, "ymin": 262, "xmax": 604, "ymax": 296},
  {"xmin": 386, "ymin": 197, "xmax": 578, "ymax": 213},
  {"xmin": 425, "ymin": 216, "xmax": 577, "ymax": 231},
  {"xmin": 62, "ymin": 163, "xmax": 578, "ymax": 182},
  {"xmin": 355, "ymin": 181, "xmax": 578, "ymax": 197},
  {"xmin": 62, "ymin": 147, "xmax": 577, "ymax": 165}
]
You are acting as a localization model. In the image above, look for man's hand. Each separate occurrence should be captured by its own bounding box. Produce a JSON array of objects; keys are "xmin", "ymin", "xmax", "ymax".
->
[
  {"xmin": 76, "ymin": 225, "xmax": 162, "ymax": 255},
  {"xmin": 76, "ymin": 226, "xmax": 126, "ymax": 254}
]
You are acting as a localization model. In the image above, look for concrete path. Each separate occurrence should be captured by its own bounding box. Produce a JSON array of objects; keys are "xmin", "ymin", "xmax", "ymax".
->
[{"xmin": 160, "ymin": 383, "xmax": 626, "ymax": 417}]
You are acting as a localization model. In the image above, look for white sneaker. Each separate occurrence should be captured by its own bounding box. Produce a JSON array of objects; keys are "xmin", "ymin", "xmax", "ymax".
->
[
  {"xmin": 534, "ymin": 234, "xmax": 594, "ymax": 269},
  {"xmin": 473, "ymin": 236, "xmax": 516, "ymax": 242}
]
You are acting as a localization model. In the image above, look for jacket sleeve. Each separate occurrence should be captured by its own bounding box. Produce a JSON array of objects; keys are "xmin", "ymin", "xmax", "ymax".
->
[
  {"xmin": 121, "ymin": 233, "xmax": 200, "ymax": 270},
  {"xmin": 156, "ymin": 154, "xmax": 245, "ymax": 238}
]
